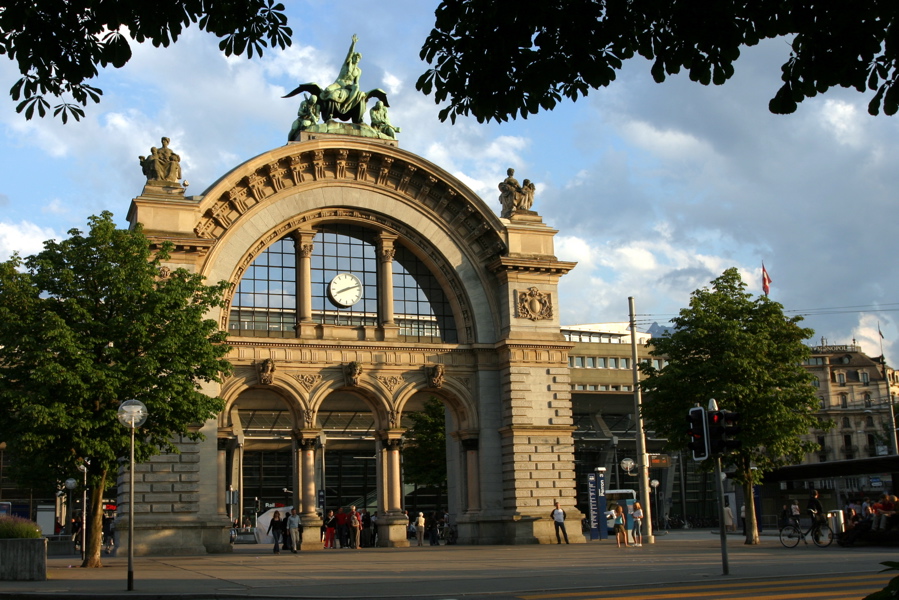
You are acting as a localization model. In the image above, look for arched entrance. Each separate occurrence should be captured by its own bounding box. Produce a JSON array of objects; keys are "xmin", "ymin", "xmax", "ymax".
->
[{"xmin": 127, "ymin": 133, "xmax": 581, "ymax": 553}]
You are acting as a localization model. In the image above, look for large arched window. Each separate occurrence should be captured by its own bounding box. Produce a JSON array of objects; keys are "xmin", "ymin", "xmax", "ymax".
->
[{"xmin": 228, "ymin": 224, "xmax": 457, "ymax": 342}]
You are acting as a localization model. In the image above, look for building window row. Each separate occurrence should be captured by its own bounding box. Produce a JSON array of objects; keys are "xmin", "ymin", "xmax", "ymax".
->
[
  {"xmin": 571, "ymin": 384, "xmax": 632, "ymax": 391},
  {"xmin": 567, "ymin": 356, "xmax": 659, "ymax": 369}
]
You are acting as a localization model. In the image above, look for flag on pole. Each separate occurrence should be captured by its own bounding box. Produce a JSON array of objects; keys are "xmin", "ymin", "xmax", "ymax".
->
[
  {"xmin": 762, "ymin": 263, "xmax": 772, "ymax": 296},
  {"xmin": 878, "ymin": 322, "xmax": 884, "ymax": 339}
]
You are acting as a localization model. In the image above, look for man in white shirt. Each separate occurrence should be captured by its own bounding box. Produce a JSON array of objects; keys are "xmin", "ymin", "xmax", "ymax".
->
[
  {"xmin": 551, "ymin": 501, "xmax": 569, "ymax": 544},
  {"xmin": 287, "ymin": 509, "xmax": 301, "ymax": 553}
]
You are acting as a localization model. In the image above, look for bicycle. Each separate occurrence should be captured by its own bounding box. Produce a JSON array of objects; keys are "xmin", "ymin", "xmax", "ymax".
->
[{"xmin": 779, "ymin": 510, "xmax": 834, "ymax": 548}]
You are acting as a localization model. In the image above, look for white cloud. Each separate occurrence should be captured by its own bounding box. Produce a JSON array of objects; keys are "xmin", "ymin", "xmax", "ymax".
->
[
  {"xmin": 0, "ymin": 221, "xmax": 57, "ymax": 260},
  {"xmin": 820, "ymin": 99, "xmax": 864, "ymax": 148}
]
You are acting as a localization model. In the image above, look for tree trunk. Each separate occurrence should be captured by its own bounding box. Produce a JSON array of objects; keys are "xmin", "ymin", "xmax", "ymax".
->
[
  {"xmin": 81, "ymin": 469, "xmax": 108, "ymax": 568},
  {"xmin": 740, "ymin": 458, "xmax": 760, "ymax": 544}
]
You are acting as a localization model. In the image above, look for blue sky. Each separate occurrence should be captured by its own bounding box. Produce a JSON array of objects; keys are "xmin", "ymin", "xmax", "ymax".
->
[{"xmin": 1, "ymin": 0, "xmax": 898, "ymax": 362}]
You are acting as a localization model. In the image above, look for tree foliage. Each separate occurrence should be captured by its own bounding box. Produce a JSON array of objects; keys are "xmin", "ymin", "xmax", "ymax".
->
[
  {"xmin": 0, "ymin": 212, "xmax": 232, "ymax": 566},
  {"xmin": 417, "ymin": 0, "xmax": 899, "ymax": 123},
  {"xmin": 639, "ymin": 268, "xmax": 825, "ymax": 544},
  {"xmin": 402, "ymin": 397, "xmax": 447, "ymax": 489},
  {"xmin": 0, "ymin": 0, "xmax": 292, "ymax": 122}
]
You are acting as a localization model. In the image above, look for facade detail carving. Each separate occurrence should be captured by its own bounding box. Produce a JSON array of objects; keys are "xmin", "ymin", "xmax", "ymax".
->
[
  {"xmin": 377, "ymin": 374, "xmax": 404, "ymax": 392},
  {"xmin": 344, "ymin": 361, "xmax": 363, "ymax": 387},
  {"xmin": 303, "ymin": 408, "xmax": 315, "ymax": 428},
  {"xmin": 428, "ymin": 364, "xmax": 445, "ymax": 389},
  {"xmin": 256, "ymin": 358, "xmax": 275, "ymax": 385},
  {"xmin": 158, "ymin": 265, "xmax": 171, "ymax": 279},
  {"xmin": 518, "ymin": 287, "xmax": 553, "ymax": 321},
  {"xmin": 290, "ymin": 373, "xmax": 322, "ymax": 391},
  {"xmin": 388, "ymin": 409, "xmax": 399, "ymax": 428}
]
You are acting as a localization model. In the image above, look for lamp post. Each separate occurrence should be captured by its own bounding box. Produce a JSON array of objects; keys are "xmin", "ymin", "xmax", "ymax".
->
[
  {"xmin": 76, "ymin": 462, "xmax": 88, "ymax": 561},
  {"xmin": 64, "ymin": 478, "xmax": 76, "ymax": 538},
  {"xmin": 0, "ymin": 442, "xmax": 6, "ymax": 501},
  {"xmin": 117, "ymin": 400, "xmax": 148, "ymax": 592},
  {"xmin": 650, "ymin": 479, "xmax": 660, "ymax": 530}
]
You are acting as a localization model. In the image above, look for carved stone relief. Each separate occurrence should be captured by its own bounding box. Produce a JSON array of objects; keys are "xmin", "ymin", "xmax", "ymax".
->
[
  {"xmin": 428, "ymin": 364, "xmax": 445, "ymax": 389},
  {"xmin": 256, "ymin": 358, "xmax": 275, "ymax": 385},
  {"xmin": 344, "ymin": 361, "xmax": 363, "ymax": 387},
  {"xmin": 518, "ymin": 287, "xmax": 553, "ymax": 321}
]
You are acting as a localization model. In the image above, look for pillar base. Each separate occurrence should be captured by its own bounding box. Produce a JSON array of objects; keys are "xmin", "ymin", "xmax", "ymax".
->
[
  {"xmin": 376, "ymin": 514, "xmax": 410, "ymax": 547},
  {"xmin": 299, "ymin": 514, "xmax": 324, "ymax": 551}
]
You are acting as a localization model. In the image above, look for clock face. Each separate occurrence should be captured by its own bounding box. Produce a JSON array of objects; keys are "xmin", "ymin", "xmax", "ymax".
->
[{"xmin": 328, "ymin": 273, "xmax": 363, "ymax": 307}]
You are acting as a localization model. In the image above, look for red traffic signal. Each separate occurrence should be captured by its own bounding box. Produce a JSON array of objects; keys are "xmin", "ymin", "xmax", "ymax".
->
[
  {"xmin": 686, "ymin": 406, "xmax": 709, "ymax": 461},
  {"xmin": 708, "ymin": 410, "xmax": 742, "ymax": 454}
]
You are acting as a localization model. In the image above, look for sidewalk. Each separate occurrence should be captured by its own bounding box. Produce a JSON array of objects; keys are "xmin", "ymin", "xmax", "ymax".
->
[{"xmin": 0, "ymin": 530, "xmax": 875, "ymax": 600}]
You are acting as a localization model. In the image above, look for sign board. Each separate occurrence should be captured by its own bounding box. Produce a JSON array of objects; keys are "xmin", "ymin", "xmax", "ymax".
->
[
  {"xmin": 649, "ymin": 454, "xmax": 672, "ymax": 468},
  {"xmin": 870, "ymin": 476, "xmax": 883, "ymax": 488},
  {"xmin": 587, "ymin": 470, "xmax": 608, "ymax": 540}
]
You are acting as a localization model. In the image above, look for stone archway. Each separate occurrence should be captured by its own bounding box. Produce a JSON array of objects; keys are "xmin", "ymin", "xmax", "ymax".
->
[{"xmin": 127, "ymin": 133, "xmax": 581, "ymax": 554}]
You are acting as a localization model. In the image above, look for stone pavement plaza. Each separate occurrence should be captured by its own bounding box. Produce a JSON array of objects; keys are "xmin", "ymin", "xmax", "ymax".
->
[{"xmin": 1, "ymin": 531, "xmax": 894, "ymax": 600}]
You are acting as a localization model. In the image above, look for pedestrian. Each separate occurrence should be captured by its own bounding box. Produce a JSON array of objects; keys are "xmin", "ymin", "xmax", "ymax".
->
[
  {"xmin": 323, "ymin": 509, "xmax": 337, "ymax": 549},
  {"xmin": 790, "ymin": 499, "xmax": 801, "ymax": 527},
  {"xmin": 287, "ymin": 508, "xmax": 301, "ymax": 553},
  {"xmin": 267, "ymin": 511, "xmax": 283, "ymax": 554},
  {"xmin": 336, "ymin": 507, "xmax": 348, "ymax": 549},
  {"xmin": 415, "ymin": 512, "xmax": 426, "ymax": 547},
  {"xmin": 808, "ymin": 489, "xmax": 826, "ymax": 526},
  {"xmin": 428, "ymin": 512, "xmax": 440, "ymax": 546},
  {"xmin": 550, "ymin": 500, "xmax": 569, "ymax": 544},
  {"xmin": 740, "ymin": 503, "xmax": 746, "ymax": 535},
  {"xmin": 349, "ymin": 505, "xmax": 362, "ymax": 549},
  {"xmin": 723, "ymin": 498, "xmax": 735, "ymax": 532},
  {"xmin": 613, "ymin": 504, "xmax": 627, "ymax": 548},
  {"xmin": 631, "ymin": 502, "xmax": 643, "ymax": 546}
]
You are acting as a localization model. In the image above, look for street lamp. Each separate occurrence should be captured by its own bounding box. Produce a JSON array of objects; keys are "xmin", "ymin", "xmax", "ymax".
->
[
  {"xmin": 76, "ymin": 462, "xmax": 88, "ymax": 561},
  {"xmin": 64, "ymin": 478, "xmax": 77, "ymax": 538},
  {"xmin": 650, "ymin": 479, "xmax": 660, "ymax": 530},
  {"xmin": 117, "ymin": 400, "xmax": 148, "ymax": 592}
]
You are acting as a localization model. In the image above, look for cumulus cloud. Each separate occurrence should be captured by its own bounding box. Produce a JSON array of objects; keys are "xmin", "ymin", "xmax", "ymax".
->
[{"xmin": 0, "ymin": 221, "xmax": 57, "ymax": 260}]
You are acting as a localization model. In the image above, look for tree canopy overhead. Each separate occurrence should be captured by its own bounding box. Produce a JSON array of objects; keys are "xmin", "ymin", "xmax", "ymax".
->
[
  {"xmin": 0, "ymin": 0, "xmax": 291, "ymax": 122},
  {"xmin": 0, "ymin": 212, "xmax": 232, "ymax": 566},
  {"xmin": 417, "ymin": 0, "xmax": 899, "ymax": 123},
  {"xmin": 639, "ymin": 268, "xmax": 825, "ymax": 544}
]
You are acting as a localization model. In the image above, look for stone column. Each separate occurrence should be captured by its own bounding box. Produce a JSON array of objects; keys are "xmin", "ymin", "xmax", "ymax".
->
[
  {"xmin": 292, "ymin": 229, "xmax": 317, "ymax": 338},
  {"xmin": 217, "ymin": 439, "xmax": 228, "ymax": 517},
  {"xmin": 377, "ymin": 233, "xmax": 399, "ymax": 340},
  {"xmin": 298, "ymin": 435, "xmax": 323, "ymax": 550},
  {"xmin": 377, "ymin": 436, "xmax": 409, "ymax": 547}
]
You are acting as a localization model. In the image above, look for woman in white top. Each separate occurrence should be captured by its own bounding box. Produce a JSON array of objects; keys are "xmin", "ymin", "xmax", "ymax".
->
[{"xmin": 631, "ymin": 502, "xmax": 644, "ymax": 547}]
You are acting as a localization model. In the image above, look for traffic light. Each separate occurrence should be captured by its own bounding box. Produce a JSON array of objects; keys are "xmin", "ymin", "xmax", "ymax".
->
[
  {"xmin": 687, "ymin": 406, "xmax": 709, "ymax": 461},
  {"xmin": 707, "ymin": 410, "xmax": 742, "ymax": 454}
]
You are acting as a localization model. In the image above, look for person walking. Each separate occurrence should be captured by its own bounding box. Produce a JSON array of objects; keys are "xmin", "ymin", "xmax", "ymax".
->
[
  {"xmin": 267, "ymin": 511, "xmax": 283, "ymax": 554},
  {"xmin": 631, "ymin": 502, "xmax": 644, "ymax": 546},
  {"xmin": 551, "ymin": 501, "xmax": 569, "ymax": 544},
  {"xmin": 723, "ymin": 498, "xmax": 735, "ymax": 532},
  {"xmin": 287, "ymin": 508, "xmax": 301, "ymax": 553}
]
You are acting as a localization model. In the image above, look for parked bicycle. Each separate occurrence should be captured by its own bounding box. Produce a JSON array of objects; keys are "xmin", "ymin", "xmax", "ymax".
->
[{"xmin": 779, "ymin": 510, "xmax": 833, "ymax": 548}]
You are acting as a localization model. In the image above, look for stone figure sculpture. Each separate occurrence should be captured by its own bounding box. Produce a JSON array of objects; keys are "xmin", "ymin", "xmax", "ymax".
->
[
  {"xmin": 498, "ymin": 168, "xmax": 537, "ymax": 217},
  {"xmin": 369, "ymin": 100, "xmax": 401, "ymax": 139},
  {"xmin": 287, "ymin": 94, "xmax": 321, "ymax": 141},
  {"xmin": 283, "ymin": 35, "xmax": 390, "ymax": 125},
  {"xmin": 139, "ymin": 137, "xmax": 183, "ymax": 185}
]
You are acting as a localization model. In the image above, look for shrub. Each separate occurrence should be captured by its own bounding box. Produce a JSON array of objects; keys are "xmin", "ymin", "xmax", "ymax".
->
[{"xmin": 0, "ymin": 516, "xmax": 42, "ymax": 539}]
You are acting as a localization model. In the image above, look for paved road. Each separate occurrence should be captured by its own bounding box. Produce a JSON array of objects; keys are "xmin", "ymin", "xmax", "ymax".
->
[{"xmin": 1, "ymin": 531, "xmax": 894, "ymax": 600}]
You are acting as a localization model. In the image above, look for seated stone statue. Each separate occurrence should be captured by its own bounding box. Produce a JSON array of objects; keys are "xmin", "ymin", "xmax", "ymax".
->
[
  {"xmin": 369, "ymin": 100, "xmax": 400, "ymax": 139},
  {"xmin": 139, "ymin": 137, "xmax": 183, "ymax": 185},
  {"xmin": 498, "ymin": 168, "xmax": 536, "ymax": 217},
  {"xmin": 288, "ymin": 94, "xmax": 321, "ymax": 140}
]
